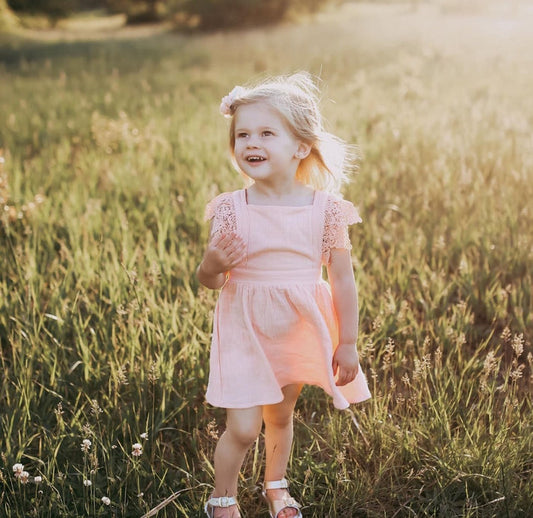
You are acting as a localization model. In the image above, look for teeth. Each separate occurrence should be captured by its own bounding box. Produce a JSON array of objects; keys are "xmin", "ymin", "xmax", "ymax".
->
[{"xmin": 247, "ymin": 156, "xmax": 265, "ymax": 162}]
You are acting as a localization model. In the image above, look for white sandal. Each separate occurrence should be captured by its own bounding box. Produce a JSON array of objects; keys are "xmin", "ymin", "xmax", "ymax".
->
[
  {"xmin": 204, "ymin": 495, "xmax": 240, "ymax": 518},
  {"xmin": 262, "ymin": 478, "xmax": 302, "ymax": 518}
]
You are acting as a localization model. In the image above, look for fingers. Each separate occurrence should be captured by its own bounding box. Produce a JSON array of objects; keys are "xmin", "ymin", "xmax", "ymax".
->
[
  {"xmin": 210, "ymin": 231, "xmax": 233, "ymax": 248},
  {"xmin": 225, "ymin": 235, "xmax": 246, "ymax": 263},
  {"xmin": 210, "ymin": 232, "xmax": 246, "ymax": 268},
  {"xmin": 211, "ymin": 232, "xmax": 242, "ymax": 250},
  {"xmin": 335, "ymin": 366, "xmax": 359, "ymax": 386}
]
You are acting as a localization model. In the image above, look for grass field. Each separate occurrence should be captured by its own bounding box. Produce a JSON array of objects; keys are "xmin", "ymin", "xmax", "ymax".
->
[{"xmin": 1, "ymin": 1, "xmax": 532, "ymax": 516}]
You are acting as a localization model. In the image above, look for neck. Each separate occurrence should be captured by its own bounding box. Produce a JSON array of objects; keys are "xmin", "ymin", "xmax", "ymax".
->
[{"xmin": 247, "ymin": 181, "xmax": 313, "ymax": 205}]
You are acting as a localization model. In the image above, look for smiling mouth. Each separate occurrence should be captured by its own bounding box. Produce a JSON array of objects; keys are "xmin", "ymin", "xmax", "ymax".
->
[{"xmin": 246, "ymin": 156, "xmax": 266, "ymax": 162}]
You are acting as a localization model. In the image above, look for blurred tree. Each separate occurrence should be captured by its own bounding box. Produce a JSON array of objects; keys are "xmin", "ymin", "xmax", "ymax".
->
[
  {"xmin": 79, "ymin": 0, "xmax": 108, "ymax": 8},
  {"xmin": 0, "ymin": 0, "xmax": 19, "ymax": 29},
  {"xmin": 8, "ymin": 0, "xmax": 76, "ymax": 23},
  {"xmin": 171, "ymin": 0, "xmax": 337, "ymax": 31},
  {"xmin": 106, "ymin": 0, "xmax": 166, "ymax": 23}
]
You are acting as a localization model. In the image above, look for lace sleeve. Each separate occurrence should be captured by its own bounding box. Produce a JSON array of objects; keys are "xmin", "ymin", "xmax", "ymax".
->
[
  {"xmin": 204, "ymin": 192, "xmax": 236, "ymax": 238},
  {"xmin": 322, "ymin": 195, "xmax": 362, "ymax": 264}
]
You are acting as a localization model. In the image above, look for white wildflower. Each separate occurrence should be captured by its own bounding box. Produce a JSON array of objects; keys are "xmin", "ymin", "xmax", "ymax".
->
[
  {"xmin": 101, "ymin": 496, "xmax": 111, "ymax": 505},
  {"xmin": 132, "ymin": 443, "xmax": 143, "ymax": 457}
]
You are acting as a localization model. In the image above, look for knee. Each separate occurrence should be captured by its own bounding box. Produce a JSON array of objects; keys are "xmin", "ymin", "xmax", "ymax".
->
[
  {"xmin": 263, "ymin": 411, "xmax": 293, "ymax": 430},
  {"xmin": 226, "ymin": 418, "xmax": 262, "ymax": 448}
]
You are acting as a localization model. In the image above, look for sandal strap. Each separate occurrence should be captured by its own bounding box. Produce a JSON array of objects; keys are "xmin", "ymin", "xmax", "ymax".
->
[
  {"xmin": 270, "ymin": 497, "xmax": 301, "ymax": 514},
  {"xmin": 264, "ymin": 478, "xmax": 289, "ymax": 490},
  {"xmin": 206, "ymin": 496, "xmax": 238, "ymax": 508}
]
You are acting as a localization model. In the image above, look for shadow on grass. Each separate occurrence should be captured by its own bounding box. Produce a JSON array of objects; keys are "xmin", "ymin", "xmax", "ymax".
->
[{"xmin": 0, "ymin": 30, "xmax": 208, "ymax": 75}]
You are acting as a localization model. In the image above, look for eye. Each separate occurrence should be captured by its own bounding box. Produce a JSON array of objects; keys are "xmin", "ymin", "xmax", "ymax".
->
[
  {"xmin": 236, "ymin": 132, "xmax": 248, "ymax": 138},
  {"xmin": 262, "ymin": 130, "xmax": 274, "ymax": 137}
]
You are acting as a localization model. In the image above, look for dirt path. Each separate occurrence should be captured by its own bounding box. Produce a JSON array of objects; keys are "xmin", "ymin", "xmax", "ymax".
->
[{"xmin": 13, "ymin": 13, "xmax": 173, "ymax": 42}]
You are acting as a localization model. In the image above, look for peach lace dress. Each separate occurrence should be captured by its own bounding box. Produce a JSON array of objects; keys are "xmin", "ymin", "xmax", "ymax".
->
[{"xmin": 204, "ymin": 189, "xmax": 371, "ymax": 410}]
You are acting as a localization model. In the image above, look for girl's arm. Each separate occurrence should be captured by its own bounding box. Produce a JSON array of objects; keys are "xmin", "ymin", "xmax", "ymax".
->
[
  {"xmin": 327, "ymin": 248, "xmax": 360, "ymax": 386},
  {"xmin": 197, "ymin": 231, "xmax": 246, "ymax": 290}
]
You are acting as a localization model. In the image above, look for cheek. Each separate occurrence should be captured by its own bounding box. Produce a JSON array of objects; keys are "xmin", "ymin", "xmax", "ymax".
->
[
  {"xmin": 233, "ymin": 144, "xmax": 244, "ymax": 160},
  {"xmin": 233, "ymin": 148, "xmax": 246, "ymax": 166}
]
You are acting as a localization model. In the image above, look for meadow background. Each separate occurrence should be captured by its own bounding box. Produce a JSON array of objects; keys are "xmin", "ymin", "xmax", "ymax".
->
[{"xmin": 1, "ymin": 1, "xmax": 532, "ymax": 516}]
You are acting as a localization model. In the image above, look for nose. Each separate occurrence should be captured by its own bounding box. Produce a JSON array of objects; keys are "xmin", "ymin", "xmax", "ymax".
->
[{"xmin": 246, "ymin": 134, "xmax": 260, "ymax": 148}]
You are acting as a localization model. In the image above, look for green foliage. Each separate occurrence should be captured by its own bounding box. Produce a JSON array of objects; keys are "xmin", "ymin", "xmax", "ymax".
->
[
  {"xmin": 184, "ymin": 0, "xmax": 289, "ymax": 30},
  {"xmin": 0, "ymin": 0, "xmax": 18, "ymax": 30},
  {"xmin": 8, "ymin": 0, "xmax": 77, "ymax": 19},
  {"xmin": 7, "ymin": 0, "xmax": 75, "ymax": 21},
  {"xmin": 106, "ymin": 0, "xmax": 166, "ymax": 24},
  {"xmin": 174, "ymin": 0, "xmax": 334, "ymax": 31},
  {"xmin": 0, "ymin": 3, "xmax": 532, "ymax": 516}
]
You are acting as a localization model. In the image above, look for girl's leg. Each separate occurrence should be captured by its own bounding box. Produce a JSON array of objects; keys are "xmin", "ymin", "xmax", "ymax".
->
[
  {"xmin": 210, "ymin": 406, "xmax": 263, "ymax": 517},
  {"xmin": 262, "ymin": 384, "xmax": 303, "ymax": 518}
]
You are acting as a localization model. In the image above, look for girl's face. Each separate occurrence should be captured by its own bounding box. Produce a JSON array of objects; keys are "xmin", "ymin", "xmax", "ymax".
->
[{"xmin": 233, "ymin": 102, "xmax": 309, "ymax": 187}]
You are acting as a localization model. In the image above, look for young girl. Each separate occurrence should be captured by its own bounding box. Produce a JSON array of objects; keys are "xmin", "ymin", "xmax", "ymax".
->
[{"xmin": 197, "ymin": 72, "xmax": 371, "ymax": 518}]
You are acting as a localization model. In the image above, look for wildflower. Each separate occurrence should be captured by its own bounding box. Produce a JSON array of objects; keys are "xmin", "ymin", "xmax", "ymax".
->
[
  {"xmin": 482, "ymin": 351, "xmax": 499, "ymax": 378},
  {"xmin": 81, "ymin": 439, "xmax": 92, "ymax": 453},
  {"xmin": 206, "ymin": 420, "xmax": 219, "ymax": 440},
  {"xmin": 101, "ymin": 496, "xmax": 111, "ymax": 505},
  {"xmin": 501, "ymin": 326, "xmax": 512, "ymax": 344},
  {"xmin": 397, "ymin": 300, "xmax": 409, "ymax": 321},
  {"xmin": 401, "ymin": 373, "xmax": 411, "ymax": 386},
  {"xmin": 147, "ymin": 361, "xmax": 159, "ymax": 383},
  {"xmin": 90, "ymin": 399, "xmax": 103, "ymax": 416},
  {"xmin": 510, "ymin": 363, "xmax": 525, "ymax": 382},
  {"xmin": 54, "ymin": 402, "xmax": 64, "ymax": 418},
  {"xmin": 115, "ymin": 364, "xmax": 128, "ymax": 386},
  {"xmin": 34, "ymin": 476, "xmax": 42, "ymax": 483},
  {"xmin": 511, "ymin": 333, "xmax": 524, "ymax": 358},
  {"xmin": 140, "ymin": 432, "xmax": 148, "ymax": 440},
  {"xmin": 83, "ymin": 479, "xmax": 92, "ymax": 487},
  {"xmin": 132, "ymin": 443, "xmax": 143, "ymax": 457},
  {"xmin": 372, "ymin": 315, "xmax": 383, "ymax": 331},
  {"xmin": 382, "ymin": 337, "xmax": 395, "ymax": 368},
  {"xmin": 20, "ymin": 472, "xmax": 30, "ymax": 484},
  {"xmin": 413, "ymin": 354, "xmax": 432, "ymax": 382},
  {"xmin": 13, "ymin": 464, "xmax": 24, "ymax": 477}
]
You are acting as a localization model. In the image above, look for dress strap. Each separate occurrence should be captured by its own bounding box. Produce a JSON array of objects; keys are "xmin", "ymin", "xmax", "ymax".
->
[
  {"xmin": 232, "ymin": 189, "xmax": 249, "ymax": 255},
  {"xmin": 231, "ymin": 190, "xmax": 245, "ymax": 234},
  {"xmin": 312, "ymin": 190, "xmax": 328, "ymax": 258}
]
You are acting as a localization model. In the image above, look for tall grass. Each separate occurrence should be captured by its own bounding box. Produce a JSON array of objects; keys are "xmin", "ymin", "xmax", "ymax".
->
[{"xmin": 1, "ymin": 3, "xmax": 532, "ymax": 516}]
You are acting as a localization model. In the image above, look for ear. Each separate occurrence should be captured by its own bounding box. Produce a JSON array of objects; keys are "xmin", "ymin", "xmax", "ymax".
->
[{"xmin": 295, "ymin": 141, "xmax": 312, "ymax": 160}]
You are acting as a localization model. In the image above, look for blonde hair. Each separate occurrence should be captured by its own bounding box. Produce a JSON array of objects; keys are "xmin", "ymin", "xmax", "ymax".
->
[{"xmin": 224, "ymin": 72, "xmax": 355, "ymax": 193}]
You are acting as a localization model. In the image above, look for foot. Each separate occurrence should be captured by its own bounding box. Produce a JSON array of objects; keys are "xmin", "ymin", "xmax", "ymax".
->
[
  {"xmin": 265, "ymin": 488, "xmax": 300, "ymax": 518},
  {"xmin": 210, "ymin": 505, "xmax": 240, "ymax": 518},
  {"xmin": 205, "ymin": 496, "xmax": 241, "ymax": 518}
]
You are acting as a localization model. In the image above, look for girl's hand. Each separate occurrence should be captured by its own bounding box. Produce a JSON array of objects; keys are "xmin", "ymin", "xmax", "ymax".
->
[
  {"xmin": 200, "ymin": 232, "xmax": 246, "ymax": 277},
  {"xmin": 332, "ymin": 343, "xmax": 360, "ymax": 386}
]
